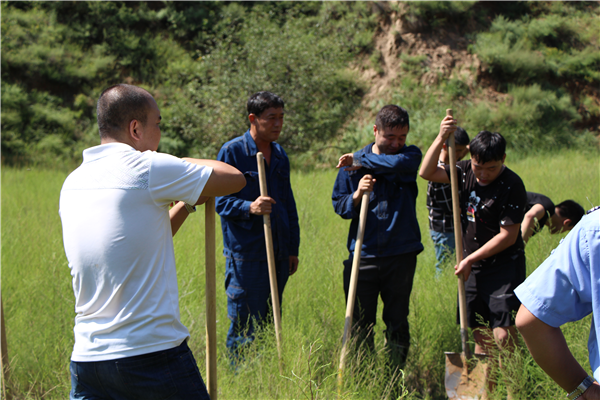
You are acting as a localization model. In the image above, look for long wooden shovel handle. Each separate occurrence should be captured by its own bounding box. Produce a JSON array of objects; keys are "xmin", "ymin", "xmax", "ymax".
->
[
  {"xmin": 256, "ymin": 152, "xmax": 283, "ymax": 373},
  {"xmin": 204, "ymin": 197, "xmax": 218, "ymax": 400},
  {"xmin": 337, "ymin": 190, "xmax": 370, "ymax": 392},
  {"xmin": 1, "ymin": 294, "xmax": 11, "ymax": 400},
  {"xmin": 446, "ymin": 108, "xmax": 471, "ymax": 360}
]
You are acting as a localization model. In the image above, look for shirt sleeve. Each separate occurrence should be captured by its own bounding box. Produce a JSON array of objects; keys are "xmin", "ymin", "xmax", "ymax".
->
[
  {"xmin": 515, "ymin": 215, "xmax": 595, "ymax": 327},
  {"xmin": 355, "ymin": 145, "xmax": 422, "ymax": 184},
  {"xmin": 148, "ymin": 152, "xmax": 213, "ymax": 207},
  {"xmin": 287, "ymin": 172, "xmax": 300, "ymax": 257},
  {"xmin": 214, "ymin": 145, "xmax": 253, "ymax": 221},
  {"xmin": 332, "ymin": 168, "xmax": 359, "ymax": 220}
]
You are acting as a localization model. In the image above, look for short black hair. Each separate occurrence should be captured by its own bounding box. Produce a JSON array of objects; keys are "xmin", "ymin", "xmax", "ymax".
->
[
  {"xmin": 556, "ymin": 200, "xmax": 585, "ymax": 227},
  {"xmin": 97, "ymin": 84, "xmax": 152, "ymax": 139},
  {"xmin": 446, "ymin": 126, "xmax": 470, "ymax": 147},
  {"xmin": 469, "ymin": 131, "xmax": 506, "ymax": 164},
  {"xmin": 247, "ymin": 91, "xmax": 284, "ymax": 117},
  {"xmin": 375, "ymin": 105, "xmax": 410, "ymax": 131},
  {"xmin": 455, "ymin": 127, "xmax": 470, "ymax": 146}
]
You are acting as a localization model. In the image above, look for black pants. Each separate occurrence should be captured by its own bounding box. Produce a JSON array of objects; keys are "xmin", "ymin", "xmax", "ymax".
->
[{"xmin": 343, "ymin": 252, "xmax": 417, "ymax": 366}]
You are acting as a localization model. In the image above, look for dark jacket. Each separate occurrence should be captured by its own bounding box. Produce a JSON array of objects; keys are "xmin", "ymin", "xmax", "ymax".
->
[
  {"xmin": 332, "ymin": 143, "xmax": 424, "ymax": 258},
  {"xmin": 216, "ymin": 130, "xmax": 300, "ymax": 261}
]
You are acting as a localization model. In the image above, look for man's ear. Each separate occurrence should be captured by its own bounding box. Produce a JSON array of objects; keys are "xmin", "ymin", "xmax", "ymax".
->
[
  {"xmin": 248, "ymin": 113, "xmax": 257, "ymax": 125},
  {"xmin": 563, "ymin": 218, "xmax": 573, "ymax": 229},
  {"xmin": 502, "ymin": 153, "xmax": 507, "ymax": 163},
  {"xmin": 373, "ymin": 124, "xmax": 378, "ymax": 137},
  {"xmin": 129, "ymin": 119, "xmax": 142, "ymax": 142},
  {"xmin": 442, "ymin": 143, "xmax": 448, "ymax": 150}
]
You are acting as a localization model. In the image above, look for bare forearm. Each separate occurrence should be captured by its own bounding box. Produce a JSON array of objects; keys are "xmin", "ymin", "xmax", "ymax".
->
[
  {"xmin": 464, "ymin": 226, "xmax": 519, "ymax": 264},
  {"xmin": 521, "ymin": 216, "xmax": 535, "ymax": 244},
  {"xmin": 183, "ymin": 158, "xmax": 246, "ymax": 196},
  {"xmin": 419, "ymin": 135, "xmax": 445, "ymax": 181},
  {"xmin": 170, "ymin": 201, "xmax": 189, "ymax": 236},
  {"xmin": 516, "ymin": 306, "xmax": 591, "ymax": 393}
]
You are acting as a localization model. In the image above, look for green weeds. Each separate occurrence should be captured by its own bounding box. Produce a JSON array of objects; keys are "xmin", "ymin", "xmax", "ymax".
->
[{"xmin": 2, "ymin": 150, "xmax": 598, "ymax": 398}]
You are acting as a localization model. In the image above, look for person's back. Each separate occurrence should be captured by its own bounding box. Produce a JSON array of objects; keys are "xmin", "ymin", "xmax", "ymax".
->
[
  {"xmin": 60, "ymin": 83, "xmax": 245, "ymax": 400},
  {"xmin": 60, "ymin": 144, "xmax": 210, "ymax": 360}
]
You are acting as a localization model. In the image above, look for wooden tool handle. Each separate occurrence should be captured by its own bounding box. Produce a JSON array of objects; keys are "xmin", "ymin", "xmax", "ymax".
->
[
  {"xmin": 338, "ymin": 190, "xmax": 370, "ymax": 391},
  {"xmin": 256, "ymin": 152, "xmax": 283, "ymax": 371},
  {"xmin": 204, "ymin": 197, "xmax": 218, "ymax": 400},
  {"xmin": 446, "ymin": 108, "xmax": 471, "ymax": 359}
]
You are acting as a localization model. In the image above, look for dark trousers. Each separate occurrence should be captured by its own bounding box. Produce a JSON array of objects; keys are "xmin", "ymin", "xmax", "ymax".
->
[
  {"xmin": 225, "ymin": 257, "xmax": 289, "ymax": 357},
  {"xmin": 343, "ymin": 252, "xmax": 417, "ymax": 367},
  {"xmin": 70, "ymin": 340, "xmax": 210, "ymax": 400}
]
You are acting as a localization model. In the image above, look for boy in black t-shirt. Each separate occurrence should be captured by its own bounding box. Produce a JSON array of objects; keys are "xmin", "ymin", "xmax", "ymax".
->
[
  {"xmin": 521, "ymin": 192, "xmax": 585, "ymax": 243},
  {"xmin": 420, "ymin": 116, "xmax": 527, "ymax": 364}
]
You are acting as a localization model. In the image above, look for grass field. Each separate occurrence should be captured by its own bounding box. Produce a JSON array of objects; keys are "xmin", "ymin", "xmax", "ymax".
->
[{"xmin": 1, "ymin": 149, "xmax": 599, "ymax": 399}]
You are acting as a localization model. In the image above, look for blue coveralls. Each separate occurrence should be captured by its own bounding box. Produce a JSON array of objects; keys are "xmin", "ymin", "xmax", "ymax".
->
[{"xmin": 216, "ymin": 130, "xmax": 300, "ymax": 355}]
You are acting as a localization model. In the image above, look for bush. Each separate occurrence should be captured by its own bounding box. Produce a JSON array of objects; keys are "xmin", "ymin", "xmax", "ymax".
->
[{"xmin": 474, "ymin": 5, "xmax": 600, "ymax": 86}]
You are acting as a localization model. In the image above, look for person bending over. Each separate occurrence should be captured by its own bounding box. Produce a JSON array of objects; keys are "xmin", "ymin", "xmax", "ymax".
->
[
  {"xmin": 516, "ymin": 207, "xmax": 600, "ymax": 400},
  {"xmin": 521, "ymin": 192, "xmax": 585, "ymax": 243}
]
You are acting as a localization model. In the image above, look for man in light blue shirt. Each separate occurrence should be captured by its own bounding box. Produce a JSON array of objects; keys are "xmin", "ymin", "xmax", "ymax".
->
[{"xmin": 515, "ymin": 207, "xmax": 600, "ymax": 399}]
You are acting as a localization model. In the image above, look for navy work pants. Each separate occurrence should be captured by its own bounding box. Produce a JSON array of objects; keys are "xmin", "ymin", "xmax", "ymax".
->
[
  {"xmin": 343, "ymin": 252, "xmax": 418, "ymax": 366},
  {"xmin": 225, "ymin": 257, "xmax": 289, "ymax": 356}
]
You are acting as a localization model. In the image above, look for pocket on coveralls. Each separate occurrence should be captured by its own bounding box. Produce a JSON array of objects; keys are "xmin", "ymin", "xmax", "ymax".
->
[{"xmin": 226, "ymin": 284, "xmax": 247, "ymax": 323}]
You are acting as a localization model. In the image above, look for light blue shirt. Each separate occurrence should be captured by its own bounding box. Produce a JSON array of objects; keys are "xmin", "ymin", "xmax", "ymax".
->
[{"xmin": 515, "ymin": 208, "xmax": 600, "ymax": 380}]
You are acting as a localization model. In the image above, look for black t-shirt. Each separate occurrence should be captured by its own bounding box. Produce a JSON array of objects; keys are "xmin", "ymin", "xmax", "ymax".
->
[
  {"xmin": 525, "ymin": 192, "xmax": 555, "ymax": 237},
  {"xmin": 445, "ymin": 160, "xmax": 527, "ymax": 269}
]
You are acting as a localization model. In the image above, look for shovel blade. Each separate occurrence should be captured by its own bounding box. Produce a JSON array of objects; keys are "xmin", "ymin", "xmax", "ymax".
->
[{"xmin": 445, "ymin": 352, "xmax": 488, "ymax": 400}]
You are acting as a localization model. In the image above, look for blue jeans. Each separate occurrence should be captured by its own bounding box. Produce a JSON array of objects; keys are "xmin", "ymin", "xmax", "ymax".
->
[
  {"xmin": 225, "ymin": 257, "xmax": 289, "ymax": 359},
  {"xmin": 430, "ymin": 230, "xmax": 456, "ymax": 276},
  {"xmin": 70, "ymin": 340, "xmax": 210, "ymax": 400}
]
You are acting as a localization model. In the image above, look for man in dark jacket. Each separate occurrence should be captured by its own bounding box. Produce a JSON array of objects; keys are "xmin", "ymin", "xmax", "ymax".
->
[
  {"xmin": 332, "ymin": 104, "xmax": 423, "ymax": 369},
  {"xmin": 216, "ymin": 91, "xmax": 300, "ymax": 360}
]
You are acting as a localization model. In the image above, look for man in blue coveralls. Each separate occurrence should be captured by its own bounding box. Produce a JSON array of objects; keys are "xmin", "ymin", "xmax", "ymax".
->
[
  {"xmin": 216, "ymin": 91, "xmax": 300, "ymax": 361},
  {"xmin": 332, "ymin": 104, "xmax": 423, "ymax": 370}
]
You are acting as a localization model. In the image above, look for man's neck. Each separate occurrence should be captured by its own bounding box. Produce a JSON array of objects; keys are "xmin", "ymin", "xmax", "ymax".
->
[
  {"xmin": 101, "ymin": 134, "xmax": 136, "ymax": 149},
  {"xmin": 250, "ymin": 129, "xmax": 273, "ymax": 164}
]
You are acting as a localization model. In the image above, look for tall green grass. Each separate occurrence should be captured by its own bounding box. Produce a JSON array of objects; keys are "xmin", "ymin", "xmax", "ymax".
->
[{"xmin": 2, "ymin": 149, "xmax": 598, "ymax": 399}]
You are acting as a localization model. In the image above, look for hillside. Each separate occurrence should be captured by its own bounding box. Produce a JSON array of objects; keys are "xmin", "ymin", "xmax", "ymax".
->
[
  {"xmin": 342, "ymin": 1, "xmax": 599, "ymax": 155},
  {"xmin": 1, "ymin": 1, "xmax": 598, "ymax": 166}
]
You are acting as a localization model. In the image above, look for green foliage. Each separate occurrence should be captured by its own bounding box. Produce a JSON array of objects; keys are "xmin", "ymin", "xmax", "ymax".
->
[
  {"xmin": 1, "ymin": 1, "xmax": 372, "ymax": 163},
  {"xmin": 1, "ymin": 1, "xmax": 597, "ymax": 166},
  {"xmin": 467, "ymin": 84, "xmax": 585, "ymax": 151},
  {"xmin": 1, "ymin": 83, "xmax": 86, "ymax": 164},
  {"xmin": 399, "ymin": 53, "xmax": 428, "ymax": 74},
  {"xmin": 2, "ymin": 151, "xmax": 598, "ymax": 399},
  {"xmin": 158, "ymin": 2, "xmax": 371, "ymax": 158},
  {"xmin": 407, "ymin": 1, "xmax": 477, "ymax": 20},
  {"xmin": 474, "ymin": 5, "xmax": 600, "ymax": 86}
]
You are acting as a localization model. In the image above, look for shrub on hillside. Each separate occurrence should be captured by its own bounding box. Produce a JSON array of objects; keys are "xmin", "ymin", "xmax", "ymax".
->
[{"xmin": 474, "ymin": 5, "xmax": 600, "ymax": 86}]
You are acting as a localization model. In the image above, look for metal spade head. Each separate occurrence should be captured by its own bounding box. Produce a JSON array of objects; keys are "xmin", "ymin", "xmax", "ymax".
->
[{"xmin": 445, "ymin": 352, "xmax": 489, "ymax": 400}]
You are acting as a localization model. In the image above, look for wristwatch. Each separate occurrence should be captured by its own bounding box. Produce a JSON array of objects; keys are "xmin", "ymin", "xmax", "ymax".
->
[
  {"xmin": 184, "ymin": 203, "xmax": 196, "ymax": 213},
  {"xmin": 567, "ymin": 376, "xmax": 596, "ymax": 400}
]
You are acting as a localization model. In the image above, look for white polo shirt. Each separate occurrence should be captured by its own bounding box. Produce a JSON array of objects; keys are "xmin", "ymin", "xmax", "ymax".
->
[{"xmin": 59, "ymin": 143, "xmax": 212, "ymax": 362}]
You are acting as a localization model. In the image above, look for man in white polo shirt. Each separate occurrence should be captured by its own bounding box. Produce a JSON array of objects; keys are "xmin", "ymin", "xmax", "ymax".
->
[{"xmin": 59, "ymin": 84, "xmax": 245, "ymax": 400}]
